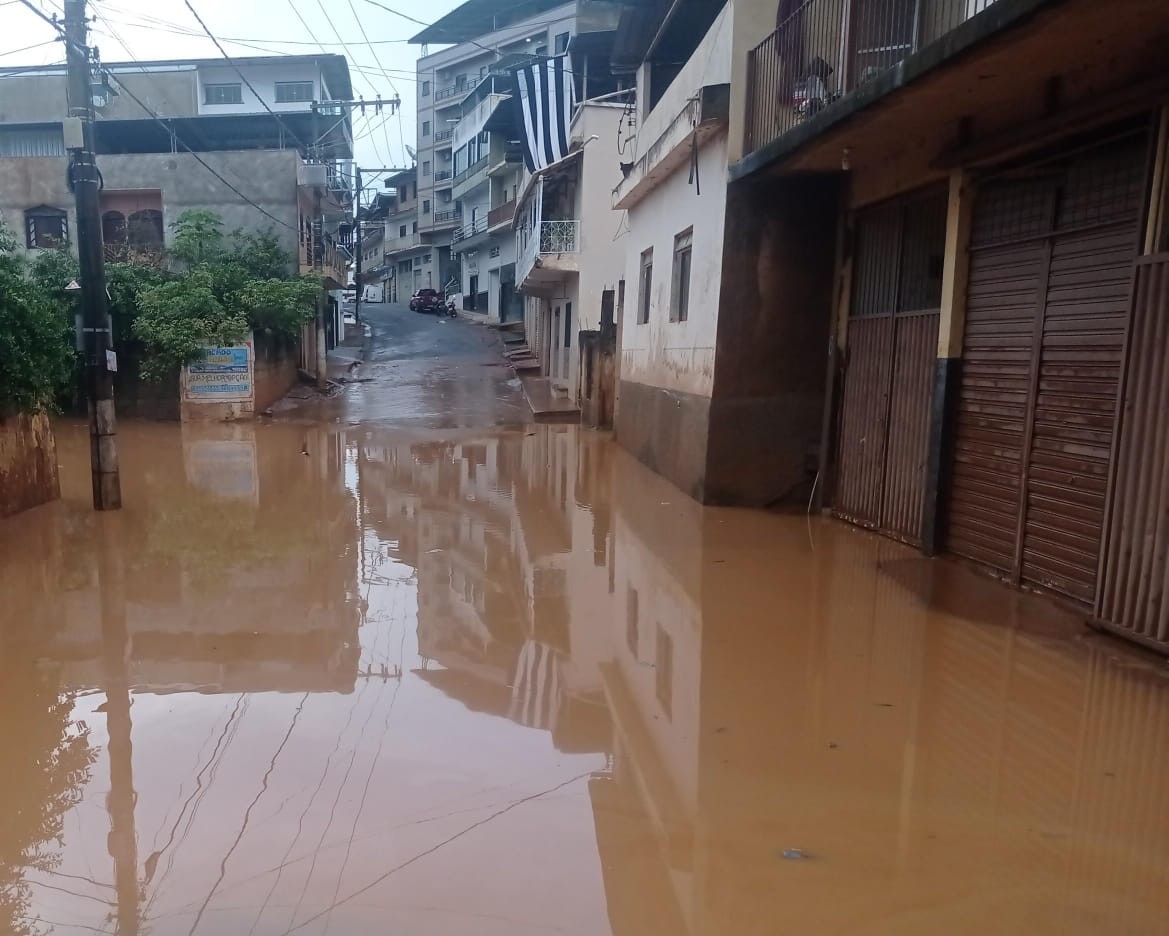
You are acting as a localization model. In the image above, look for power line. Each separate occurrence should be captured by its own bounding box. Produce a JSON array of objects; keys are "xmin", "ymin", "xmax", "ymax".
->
[
  {"xmin": 342, "ymin": 0, "xmax": 406, "ymax": 164},
  {"xmin": 0, "ymin": 37, "xmax": 59, "ymax": 56},
  {"xmin": 180, "ymin": 0, "xmax": 311, "ymax": 152},
  {"xmin": 77, "ymin": 7, "xmax": 300, "ymax": 230}
]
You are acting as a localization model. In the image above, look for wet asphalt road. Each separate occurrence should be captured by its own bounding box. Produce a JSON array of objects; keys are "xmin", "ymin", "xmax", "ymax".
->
[
  {"xmin": 298, "ymin": 302, "xmax": 530, "ymax": 431},
  {"xmin": 2, "ymin": 307, "xmax": 1169, "ymax": 934}
]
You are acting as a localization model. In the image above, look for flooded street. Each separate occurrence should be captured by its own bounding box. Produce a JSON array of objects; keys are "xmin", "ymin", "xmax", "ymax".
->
[{"xmin": 2, "ymin": 307, "xmax": 1169, "ymax": 935}]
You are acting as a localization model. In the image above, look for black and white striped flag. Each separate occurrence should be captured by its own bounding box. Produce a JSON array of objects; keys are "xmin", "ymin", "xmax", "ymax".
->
[{"xmin": 512, "ymin": 55, "xmax": 575, "ymax": 173}]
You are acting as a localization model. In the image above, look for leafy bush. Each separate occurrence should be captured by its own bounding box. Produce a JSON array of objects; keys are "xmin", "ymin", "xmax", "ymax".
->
[
  {"xmin": 0, "ymin": 228, "xmax": 75, "ymax": 413},
  {"xmin": 129, "ymin": 210, "xmax": 320, "ymax": 380},
  {"xmin": 133, "ymin": 270, "xmax": 249, "ymax": 381}
]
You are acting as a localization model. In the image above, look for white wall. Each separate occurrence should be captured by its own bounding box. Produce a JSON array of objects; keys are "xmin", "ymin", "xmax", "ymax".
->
[
  {"xmin": 619, "ymin": 137, "xmax": 728, "ymax": 398},
  {"xmin": 575, "ymin": 105, "xmax": 629, "ymax": 335},
  {"xmin": 616, "ymin": 5, "xmax": 733, "ymax": 399},
  {"xmin": 196, "ymin": 63, "xmax": 324, "ymax": 115}
]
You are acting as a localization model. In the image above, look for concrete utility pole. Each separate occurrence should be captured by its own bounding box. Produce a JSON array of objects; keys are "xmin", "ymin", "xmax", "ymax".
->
[
  {"xmin": 64, "ymin": 0, "xmax": 121, "ymax": 510},
  {"xmin": 354, "ymin": 166, "xmax": 363, "ymax": 326}
]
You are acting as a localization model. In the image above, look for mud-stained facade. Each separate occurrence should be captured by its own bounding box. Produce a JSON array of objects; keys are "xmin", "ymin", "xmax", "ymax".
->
[{"xmin": 0, "ymin": 411, "xmax": 59, "ymax": 517}]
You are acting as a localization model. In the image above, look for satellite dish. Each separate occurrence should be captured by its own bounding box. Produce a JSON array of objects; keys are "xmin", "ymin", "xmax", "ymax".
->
[{"xmin": 406, "ymin": 145, "xmax": 417, "ymax": 163}]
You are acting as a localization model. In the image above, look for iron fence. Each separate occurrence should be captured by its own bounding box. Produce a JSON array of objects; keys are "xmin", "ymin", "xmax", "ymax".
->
[
  {"xmin": 745, "ymin": 0, "xmax": 1001, "ymax": 155},
  {"xmin": 539, "ymin": 220, "xmax": 580, "ymax": 254}
]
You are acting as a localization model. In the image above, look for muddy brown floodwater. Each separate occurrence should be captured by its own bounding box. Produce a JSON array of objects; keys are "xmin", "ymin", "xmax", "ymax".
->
[{"xmin": 2, "ymin": 390, "xmax": 1169, "ymax": 933}]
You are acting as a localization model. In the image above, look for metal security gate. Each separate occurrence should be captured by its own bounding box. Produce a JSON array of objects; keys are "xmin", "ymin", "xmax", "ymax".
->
[
  {"xmin": 834, "ymin": 191, "xmax": 946, "ymax": 544},
  {"xmin": 948, "ymin": 131, "xmax": 1148, "ymax": 604},
  {"xmin": 1097, "ymin": 256, "xmax": 1169, "ymax": 650}
]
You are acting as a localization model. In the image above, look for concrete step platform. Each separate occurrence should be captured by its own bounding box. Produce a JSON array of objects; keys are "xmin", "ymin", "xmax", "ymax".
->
[{"xmin": 520, "ymin": 376, "xmax": 580, "ymax": 423}]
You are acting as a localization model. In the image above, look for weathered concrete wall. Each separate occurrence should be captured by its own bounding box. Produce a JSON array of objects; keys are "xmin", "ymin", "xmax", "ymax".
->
[
  {"xmin": 0, "ymin": 150, "xmax": 301, "ymax": 260},
  {"xmin": 705, "ymin": 174, "xmax": 840, "ymax": 505},
  {"xmin": 618, "ymin": 136, "xmax": 728, "ymax": 398},
  {"xmin": 616, "ymin": 379, "xmax": 711, "ymax": 502},
  {"xmin": 0, "ymin": 70, "xmax": 197, "ymax": 123},
  {"xmin": 0, "ymin": 411, "xmax": 59, "ymax": 518},
  {"xmin": 579, "ymin": 325, "xmax": 617, "ymax": 429},
  {"xmin": 254, "ymin": 333, "xmax": 300, "ymax": 412}
]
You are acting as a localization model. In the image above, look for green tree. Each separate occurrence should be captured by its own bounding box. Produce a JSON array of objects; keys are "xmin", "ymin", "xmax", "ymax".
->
[
  {"xmin": 133, "ymin": 269, "xmax": 249, "ymax": 381},
  {"xmin": 0, "ymin": 228, "xmax": 75, "ymax": 413},
  {"xmin": 169, "ymin": 209, "xmax": 224, "ymax": 267}
]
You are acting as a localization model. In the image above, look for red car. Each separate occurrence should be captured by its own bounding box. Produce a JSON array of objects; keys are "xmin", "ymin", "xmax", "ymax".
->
[{"xmin": 410, "ymin": 288, "xmax": 442, "ymax": 314}]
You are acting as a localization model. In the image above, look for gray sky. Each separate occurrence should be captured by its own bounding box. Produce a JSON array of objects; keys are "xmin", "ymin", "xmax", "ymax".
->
[{"xmin": 0, "ymin": 0, "xmax": 463, "ymax": 174}]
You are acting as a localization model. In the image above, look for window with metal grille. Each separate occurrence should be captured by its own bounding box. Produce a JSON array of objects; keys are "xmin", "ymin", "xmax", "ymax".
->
[
  {"xmin": 25, "ymin": 206, "xmax": 67, "ymax": 249},
  {"xmin": 204, "ymin": 83, "xmax": 242, "ymax": 105},
  {"xmin": 423, "ymin": 160, "xmax": 431, "ymax": 176},
  {"xmin": 637, "ymin": 248, "xmax": 653, "ymax": 324},
  {"xmin": 423, "ymin": 200, "xmax": 431, "ymax": 213},
  {"xmin": 422, "ymin": 120, "xmax": 431, "ymax": 136},
  {"xmin": 275, "ymin": 81, "xmax": 314, "ymax": 103},
  {"xmin": 399, "ymin": 224, "xmax": 407, "ymax": 237},
  {"xmin": 670, "ymin": 227, "xmax": 692, "ymax": 322}
]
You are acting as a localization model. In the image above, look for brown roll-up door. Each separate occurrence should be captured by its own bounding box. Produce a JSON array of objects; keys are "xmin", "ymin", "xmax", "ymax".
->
[
  {"xmin": 834, "ymin": 192, "xmax": 945, "ymax": 543},
  {"xmin": 948, "ymin": 132, "xmax": 1147, "ymax": 603}
]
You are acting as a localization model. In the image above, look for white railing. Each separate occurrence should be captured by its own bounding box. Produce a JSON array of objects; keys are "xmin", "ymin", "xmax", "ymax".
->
[{"xmin": 539, "ymin": 220, "xmax": 579, "ymax": 253}]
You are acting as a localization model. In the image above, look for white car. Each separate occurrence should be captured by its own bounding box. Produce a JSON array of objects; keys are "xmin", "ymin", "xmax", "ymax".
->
[{"xmin": 342, "ymin": 309, "xmax": 357, "ymax": 326}]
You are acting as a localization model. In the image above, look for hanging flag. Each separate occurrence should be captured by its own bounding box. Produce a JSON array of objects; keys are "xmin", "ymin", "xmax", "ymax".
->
[{"xmin": 511, "ymin": 54, "xmax": 574, "ymax": 173}]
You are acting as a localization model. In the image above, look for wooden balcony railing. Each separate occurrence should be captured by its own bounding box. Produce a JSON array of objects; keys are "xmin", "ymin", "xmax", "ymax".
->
[
  {"xmin": 744, "ymin": 0, "xmax": 1001, "ymax": 156},
  {"xmin": 487, "ymin": 198, "xmax": 516, "ymax": 229}
]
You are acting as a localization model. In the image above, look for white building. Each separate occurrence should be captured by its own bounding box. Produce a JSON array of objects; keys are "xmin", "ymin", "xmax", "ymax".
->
[
  {"xmin": 406, "ymin": 0, "xmax": 623, "ymax": 324},
  {"xmin": 514, "ymin": 100, "xmax": 628, "ymax": 398}
]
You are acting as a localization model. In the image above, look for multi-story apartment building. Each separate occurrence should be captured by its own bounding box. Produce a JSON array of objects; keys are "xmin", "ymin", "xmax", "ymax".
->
[
  {"xmin": 408, "ymin": 0, "xmax": 621, "ymax": 322},
  {"xmin": 609, "ymin": 0, "xmax": 1169, "ymax": 655},
  {"xmin": 380, "ymin": 168, "xmax": 431, "ymax": 301},
  {"xmin": 0, "ymin": 54, "xmax": 355, "ymax": 355}
]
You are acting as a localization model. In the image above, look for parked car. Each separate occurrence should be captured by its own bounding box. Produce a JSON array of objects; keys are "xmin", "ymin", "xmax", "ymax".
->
[{"xmin": 410, "ymin": 288, "xmax": 442, "ymax": 314}]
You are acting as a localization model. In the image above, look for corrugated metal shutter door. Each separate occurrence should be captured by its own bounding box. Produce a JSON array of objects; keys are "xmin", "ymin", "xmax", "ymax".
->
[
  {"xmin": 834, "ymin": 193, "xmax": 944, "ymax": 543},
  {"xmin": 949, "ymin": 133, "xmax": 1146, "ymax": 603}
]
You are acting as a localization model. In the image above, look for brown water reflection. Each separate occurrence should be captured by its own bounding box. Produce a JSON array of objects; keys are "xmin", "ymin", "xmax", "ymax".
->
[{"xmin": 1, "ymin": 421, "xmax": 1167, "ymax": 934}]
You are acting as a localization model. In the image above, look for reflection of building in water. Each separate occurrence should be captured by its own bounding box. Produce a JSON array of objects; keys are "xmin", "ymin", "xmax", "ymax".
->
[
  {"xmin": 588, "ymin": 458, "xmax": 1169, "ymax": 935},
  {"xmin": 357, "ymin": 427, "xmax": 615, "ymax": 753},
  {"xmin": 2, "ymin": 423, "xmax": 361, "ymax": 695}
]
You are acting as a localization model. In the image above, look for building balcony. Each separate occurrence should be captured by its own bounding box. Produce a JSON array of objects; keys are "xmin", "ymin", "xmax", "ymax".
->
[
  {"xmin": 452, "ymin": 155, "xmax": 490, "ymax": 200},
  {"xmin": 434, "ymin": 169, "xmax": 453, "ymax": 186},
  {"xmin": 434, "ymin": 77, "xmax": 482, "ymax": 107},
  {"xmin": 299, "ymin": 237, "xmax": 348, "ymax": 287},
  {"xmin": 516, "ymin": 219, "xmax": 580, "ymax": 289},
  {"xmin": 433, "ymin": 207, "xmax": 461, "ymax": 224},
  {"xmin": 487, "ymin": 198, "xmax": 516, "ymax": 230},
  {"xmin": 434, "ymin": 128, "xmax": 454, "ymax": 144},
  {"xmin": 743, "ymin": 0, "xmax": 1003, "ymax": 162},
  {"xmin": 451, "ymin": 214, "xmax": 489, "ymax": 246}
]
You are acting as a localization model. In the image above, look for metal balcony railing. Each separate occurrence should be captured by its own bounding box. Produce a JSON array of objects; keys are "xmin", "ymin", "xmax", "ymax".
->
[
  {"xmin": 435, "ymin": 169, "xmax": 452, "ymax": 182},
  {"xmin": 539, "ymin": 220, "xmax": 579, "ymax": 253},
  {"xmin": 452, "ymin": 215, "xmax": 489, "ymax": 244},
  {"xmin": 435, "ymin": 76, "xmax": 481, "ymax": 103},
  {"xmin": 434, "ymin": 128, "xmax": 454, "ymax": 143},
  {"xmin": 744, "ymin": 0, "xmax": 1000, "ymax": 156},
  {"xmin": 434, "ymin": 208, "xmax": 461, "ymax": 223}
]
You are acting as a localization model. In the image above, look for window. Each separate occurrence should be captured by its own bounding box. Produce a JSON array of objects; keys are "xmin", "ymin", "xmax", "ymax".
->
[
  {"xmin": 423, "ymin": 253, "xmax": 431, "ymax": 264},
  {"xmin": 626, "ymin": 587, "xmax": 639, "ymax": 656},
  {"xmin": 422, "ymin": 120, "xmax": 431, "ymax": 136},
  {"xmin": 455, "ymin": 74, "xmax": 467, "ymax": 90},
  {"xmin": 655, "ymin": 625, "xmax": 673, "ymax": 719},
  {"xmin": 637, "ymin": 248, "xmax": 653, "ymax": 324},
  {"xmin": 412, "ymin": 221, "xmax": 418, "ymax": 233},
  {"xmin": 480, "ymin": 65, "xmax": 488, "ymax": 79},
  {"xmin": 440, "ymin": 189, "xmax": 452, "ymax": 204},
  {"xmin": 670, "ymin": 228, "xmax": 692, "ymax": 322},
  {"xmin": 564, "ymin": 301, "xmax": 572, "ymax": 348},
  {"xmin": 25, "ymin": 205, "xmax": 67, "ymax": 249},
  {"xmin": 423, "ymin": 199, "xmax": 431, "ymax": 214},
  {"xmin": 399, "ymin": 224, "xmax": 407, "ymax": 237},
  {"xmin": 421, "ymin": 79, "xmax": 431, "ymax": 95},
  {"xmin": 479, "ymin": 130, "xmax": 489, "ymax": 145},
  {"xmin": 414, "ymin": 256, "xmax": 422, "ymax": 268},
  {"xmin": 275, "ymin": 81, "xmax": 314, "ymax": 103},
  {"xmin": 555, "ymin": 32, "xmax": 569, "ymax": 54},
  {"xmin": 204, "ymin": 83, "xmax": 242, "ymax": 105},
  {"xmin": 422, "ymin": 160, "xmax": 431, "ymax": 176}
]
